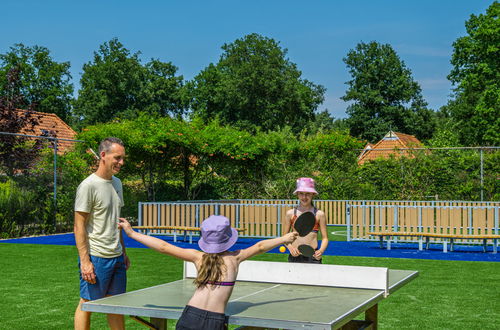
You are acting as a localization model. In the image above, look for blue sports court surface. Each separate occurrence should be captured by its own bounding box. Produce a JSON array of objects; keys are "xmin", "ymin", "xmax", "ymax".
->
[{"xmin": 1, "ymin": 232, "xmax": 498, "ymax": 262}]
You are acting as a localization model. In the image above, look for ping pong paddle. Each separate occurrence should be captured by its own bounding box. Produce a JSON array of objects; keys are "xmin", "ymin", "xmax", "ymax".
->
[
  {"xmin": 293, "ymin": 211, "xmax": 316, "ymax": 237},
  {"xmin": 298, "ymin": 244, "xmax": 315, "ymax": 257}
]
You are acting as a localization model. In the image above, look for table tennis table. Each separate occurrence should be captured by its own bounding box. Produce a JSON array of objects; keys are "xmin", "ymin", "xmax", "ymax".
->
[{"xmin": 83, "ymin": 261, "xmax": 418, "ymax": 329}]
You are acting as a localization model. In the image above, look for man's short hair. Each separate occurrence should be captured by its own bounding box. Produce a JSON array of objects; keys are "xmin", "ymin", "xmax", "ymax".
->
[{"xmin": 98, "ymin": 137, "xmax": 124, "ymax": 154}]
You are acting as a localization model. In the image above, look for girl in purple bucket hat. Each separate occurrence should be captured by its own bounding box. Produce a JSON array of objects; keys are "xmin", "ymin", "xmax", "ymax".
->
[
  {"xmin": 118, "ymin": 216, "xmax": 297, "ymax": 330},
  {"xmin": 283, "ymin": 177, "xmax": 329, "ymax": 263}
]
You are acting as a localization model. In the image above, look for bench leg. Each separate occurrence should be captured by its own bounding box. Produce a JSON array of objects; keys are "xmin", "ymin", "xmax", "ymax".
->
[
  {"xmin": 387, "ymin": 238, "xmax": 391, "ymax": 250},
  {"xmin": 483, "ymin": 239, "xmax": 487, "ymax": 253},
  {"xmin": 418, "ymin": 236, "xmax": 423, "ymax": 251},
  {"xmin": 450, "ymin": 238, "xmax": 454, "ymax": 252},
  {"xmin": 493, "ymin": 239, "xmax": 497, "ymax": 254},
  {"xmin": 425, "ymin": 237, "xmax": 430, "ymax": 250},
  {"xmin": 173, "ymin": 230, "xmax": 178, "ymax": 243},
  {"xmin": 443, "ymin": 239, "xmax": 447, "ymax": 253},
  {"xmin": 189, "ymin": 232, "xmax": 193, "ymax": 244}
]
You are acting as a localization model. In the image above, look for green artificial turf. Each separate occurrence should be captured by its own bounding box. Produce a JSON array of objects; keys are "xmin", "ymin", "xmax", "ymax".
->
[{"xmin": 0, "ymin": 243, "xmax": 498, "ymax": 329}]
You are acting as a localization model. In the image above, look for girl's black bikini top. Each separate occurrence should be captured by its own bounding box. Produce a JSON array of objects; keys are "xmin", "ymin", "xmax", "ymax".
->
[{"xmin": 205, "ymin": 281, "xmax": 236, "ymax": 286}]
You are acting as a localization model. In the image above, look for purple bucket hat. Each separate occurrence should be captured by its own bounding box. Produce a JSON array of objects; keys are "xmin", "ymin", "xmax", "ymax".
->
[
  {"xmin": 293, "ymin": 177, "xmax": 318, "ymax": 194},
  {"xmin": 198, "ymin": 215, "xmax": 238, "ymax": 254}
]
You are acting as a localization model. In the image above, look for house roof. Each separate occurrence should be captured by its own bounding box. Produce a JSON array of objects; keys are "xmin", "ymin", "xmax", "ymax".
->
[
  {"xmin": 3, "ymin": 109, "xmax": 78, "ymax": 153},
  {"xmin": 357, "ymin": 131, "xmax": 422, "ymax": 165}
]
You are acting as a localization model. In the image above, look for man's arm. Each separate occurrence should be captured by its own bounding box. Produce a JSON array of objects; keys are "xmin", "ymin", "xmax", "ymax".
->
[{"xmin": 74, "ymin": 211, "xmax": 96, "ymax": 284}]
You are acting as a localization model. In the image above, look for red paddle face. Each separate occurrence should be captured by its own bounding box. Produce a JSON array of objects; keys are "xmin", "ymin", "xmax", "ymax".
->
[
  {"xmin": 298, "ymin": 244, "xmax": 315, "ymax": 257},
  {"xmin": 294, "ymin": 212, "xmax": 316, "ymax": 237}
]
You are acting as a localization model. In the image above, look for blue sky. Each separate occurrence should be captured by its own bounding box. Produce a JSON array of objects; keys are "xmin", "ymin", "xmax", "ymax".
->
[{"xmin": 1, "ymin": 0, "xmax": 494, "ymax": 119}]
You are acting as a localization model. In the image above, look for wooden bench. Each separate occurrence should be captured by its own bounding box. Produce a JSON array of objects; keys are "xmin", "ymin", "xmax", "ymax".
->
[
  {"xmin": 134, "ymin": 226, "xmax": 246, "ymax": 244},
  {"xmin": 367, "ymin": 231, "xmax": 500, "ymax": 253}
]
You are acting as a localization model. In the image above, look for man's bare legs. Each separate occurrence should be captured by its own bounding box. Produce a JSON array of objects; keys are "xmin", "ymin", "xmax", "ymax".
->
[
  {"xmin": 107, "ymin": 313, "xmax": 125, "ymax": 330},
  {"xmin": 75, "ymin": 298, "xmax": 91, "ymax": 330},
  {"xmin": 75, "ymin": 298, "xmax": 124, "ymax": 330}
]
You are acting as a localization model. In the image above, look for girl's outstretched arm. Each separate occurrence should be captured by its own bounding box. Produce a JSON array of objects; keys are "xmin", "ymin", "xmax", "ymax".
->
[
  {"xmin": 236, "ymin": 232, "xmax": 298, "ymax": 262},
  {"xmin": 118, "ymin": 218, "xmax": 201, "ymax": 263},
  {"xmin": 314, "ymin": 210, "xmax": 329, "ymax": 260}
]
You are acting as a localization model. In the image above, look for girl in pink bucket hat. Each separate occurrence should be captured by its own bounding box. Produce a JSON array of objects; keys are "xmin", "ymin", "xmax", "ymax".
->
[
  {"xmin": 283, "ymin": 177, "xmax": 329, "ymax": 263},
  {"xmin": 118, "ymin": 216, "xmax": 297, "ymax": 330}
]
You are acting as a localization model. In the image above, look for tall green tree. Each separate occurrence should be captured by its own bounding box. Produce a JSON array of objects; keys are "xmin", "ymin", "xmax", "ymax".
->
[
  {"xmin": 342, "ymin": 41, "xmax": 436, "ymax": 143},
  {"xmin": 0, "ymin": 44, "xmax": 73, "ymax": 122},
  {"xmin": 447, "ymin": 1, "xmax": 499, "ymax": 146},
  {"xmin": 188, "ymin": 33, "xmax": 325, "ymax": 132},
  {"xmin": 73, "ymin": 38, "xmax": 185, "ymax": 126},
  {"xmin": 0, "ymin": 68, "xmax": 43, "ymax": 177}
]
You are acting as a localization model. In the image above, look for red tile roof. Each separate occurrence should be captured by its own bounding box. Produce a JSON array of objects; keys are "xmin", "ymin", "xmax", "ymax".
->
[
  {"xmin": 357, "ymin": 131, "xmax": 422, "ymax": 165},
  {"xmin": 2, "ymin": 109, "xmax": 78, "ymax": 154}
]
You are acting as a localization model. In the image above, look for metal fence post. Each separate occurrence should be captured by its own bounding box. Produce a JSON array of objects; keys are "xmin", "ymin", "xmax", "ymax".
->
[
  {"xmin": 277, "ymin": 206, "xmax": 281, "ymax": 237},
  {"xmin": 53, "ymin": 139, "xmax": 58, "ymax": 228},
  {"xmin": 418, "ymin": 207, "xmax": 423, "ymax": 251},
  {"xmin": 346, "ymin": 203, "xmax": 351, "ymax": 241},
  {"xmin": 138, "ymin": 202, "xmax": 143, "ymax": 226},
  {"xmin": 157, "ymin": 203, "xmax": 161, "ymax": 226},
  {"xmin": 494, "ymin": 206, "xmax": 499, "ymax": 236},
  {"xmin": 393, "ymin": 206, "xmax": 399, "ymax": 244},
  {"xmin": 195, "ymin": 204, "xmax": 200, "ymax": 227},
  {"xmin": 236, "ymin": 204, "xmax": 240, "ymax": 231},
  {"xmin": 370, "ymin": 205, "xmax": 374, "ymax": 233}
]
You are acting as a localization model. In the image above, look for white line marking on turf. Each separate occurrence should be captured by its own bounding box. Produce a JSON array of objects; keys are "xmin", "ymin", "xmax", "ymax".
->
[{"xmin": 229, "ymin": 284, "xmax": 281, "ymax": 302}]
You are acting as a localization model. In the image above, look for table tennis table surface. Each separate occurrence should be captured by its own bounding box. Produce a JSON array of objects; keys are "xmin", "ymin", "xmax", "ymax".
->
[{"xmin": 83, "ymin": 269, "xmax": 417, "ymax": 329}]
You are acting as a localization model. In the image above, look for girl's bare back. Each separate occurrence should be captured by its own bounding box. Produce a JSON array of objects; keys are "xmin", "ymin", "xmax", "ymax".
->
[{"xmin": 187, "ymin": 251, "xmax": 241, "ymax": 313}]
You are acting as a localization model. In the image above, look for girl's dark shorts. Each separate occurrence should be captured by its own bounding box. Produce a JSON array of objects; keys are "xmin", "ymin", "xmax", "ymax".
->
[{"xmin": 176, "ymin": 305, "xmax": 228, "ymax": 330}]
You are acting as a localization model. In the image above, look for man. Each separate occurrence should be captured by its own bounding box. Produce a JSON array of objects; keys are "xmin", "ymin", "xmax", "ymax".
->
[{"xmin": 74, "ymin": 137, "xmax": 130, "ymax": 330}]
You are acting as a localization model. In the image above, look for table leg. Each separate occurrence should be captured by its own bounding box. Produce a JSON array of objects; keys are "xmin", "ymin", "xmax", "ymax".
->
[
  {"xmin": 365, "ymin": 303, "xmax": 378, "ymax": 329},
  {"xmin": 130, "ymin": 316, "xmax": 167, "ymax": 330},
  {"xmin": 150, "ymin": 317, "xmax": 167, "ymax": 330},
  {"xmin": 340, "ymin": 303, "xmax": 377, "ymax": 329}
]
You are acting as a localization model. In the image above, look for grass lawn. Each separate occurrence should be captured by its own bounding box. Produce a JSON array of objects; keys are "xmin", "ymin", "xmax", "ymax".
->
[{"xmin": 0, "ymin": 243, "xmax": 498, "ymax": 329}]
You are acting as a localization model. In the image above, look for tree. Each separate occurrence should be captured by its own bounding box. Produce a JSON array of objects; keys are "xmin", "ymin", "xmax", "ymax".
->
[
  {"xmin": 447, "ymin": 1, "xmax": 500, "ymax": 146},
  {"xmin": 305, "ymin": 110, "xmax": 350, "ymax": 134},
  {"xmin": 0, "ymin": 67, "xmax": 43, "ymax": 177},
  {"xmin": 0, "ymin": 44, "xmax": 73, "ymax": 122},
  {"xmin": 188, "ymin": 33, "xmax": 325, "ymax": 132},
  {"xmin": 342, "ymin": 41, "xmax": 436, "ymax": 143},
  {"xmin": 73, "ymin": 38, "xmax": 185, "ymax": 126}
]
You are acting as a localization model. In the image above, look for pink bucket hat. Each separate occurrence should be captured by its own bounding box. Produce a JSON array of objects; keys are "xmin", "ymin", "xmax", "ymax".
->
[
  {"xmin": 293, "ymin": 177, "xmax": 318, "ymax": 195},
  {"xmin": 198, "ymin": 215, "xmax": 238, "ymax": 254}
]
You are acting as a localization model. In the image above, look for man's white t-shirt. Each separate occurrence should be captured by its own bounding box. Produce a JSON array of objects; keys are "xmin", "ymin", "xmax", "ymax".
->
[{"xmin": 75, "ymin": 173, "xmax": 124, "ymax": 258}]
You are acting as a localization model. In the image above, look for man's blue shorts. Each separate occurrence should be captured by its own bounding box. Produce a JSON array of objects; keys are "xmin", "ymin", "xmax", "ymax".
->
[{"xmin": 79, "ymin": 254, "xmax": 127, "ymax": 300}]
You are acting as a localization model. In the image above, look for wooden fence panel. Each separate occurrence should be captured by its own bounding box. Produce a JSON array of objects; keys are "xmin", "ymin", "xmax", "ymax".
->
[
  {"xmin": 473, "ymin": 206, "xmax": 486, "ymax": 235},
  {"xmin": 138, "ymin": 200, "xmax": 498, "ymax": 238},
  {"xmin": 450, "ymin": 203, "xmax": 463, "ymax": 234}
]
